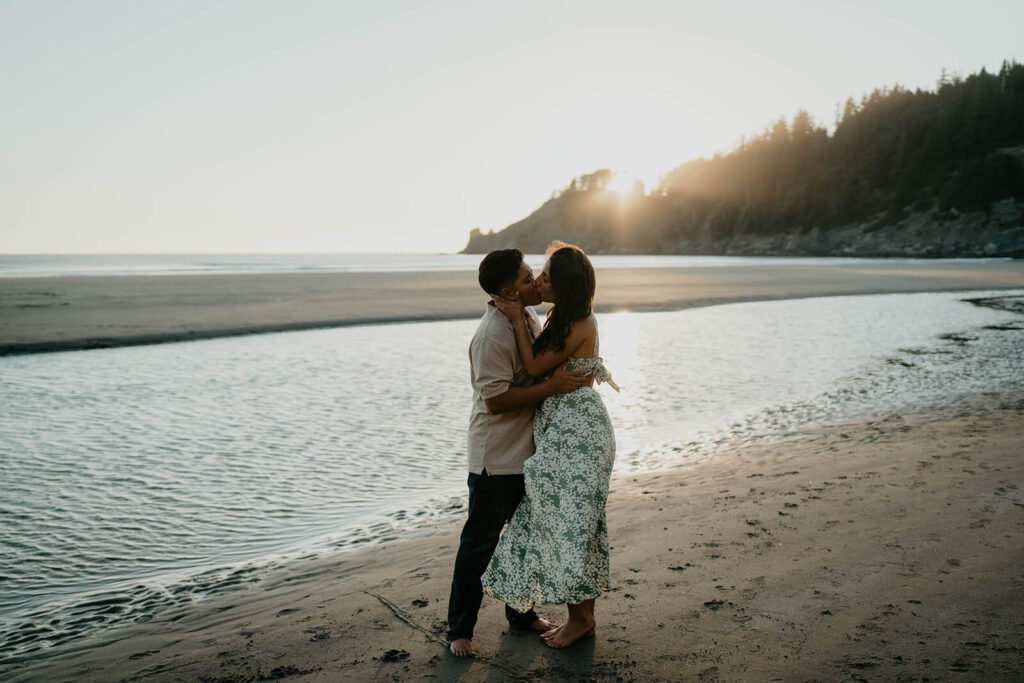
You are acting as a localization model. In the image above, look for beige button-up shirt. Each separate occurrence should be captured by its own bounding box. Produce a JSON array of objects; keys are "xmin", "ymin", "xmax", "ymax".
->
[{"xmin": 466, "ymin": 302, "xmax": 541, "ymax": 475}]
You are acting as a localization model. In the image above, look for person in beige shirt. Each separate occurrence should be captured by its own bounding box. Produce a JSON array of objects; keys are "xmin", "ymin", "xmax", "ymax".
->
[{"xmin": 447, "ymin": 248, "xmax": 588, "ymax": 658}]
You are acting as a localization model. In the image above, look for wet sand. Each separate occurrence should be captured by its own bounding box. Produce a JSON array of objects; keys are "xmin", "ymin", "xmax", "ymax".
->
[
  {"xmin": 3, "ymin": 259, "xmax": 1024, "ymax": 354},
  {"xmin": 16, "ymin": 400, "xmax": 1024, "ymax": 681}
]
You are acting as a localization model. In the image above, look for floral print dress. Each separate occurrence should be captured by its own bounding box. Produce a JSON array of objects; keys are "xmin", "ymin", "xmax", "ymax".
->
[{"xmin": 481, "ymin": 338, "xmax": 618, "ymax": 613}]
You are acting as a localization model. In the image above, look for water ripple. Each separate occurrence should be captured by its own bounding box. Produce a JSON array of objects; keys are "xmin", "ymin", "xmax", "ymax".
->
[{"xmin": 0, "ymin": 290, "xmax": 1022, "ymax": 668}]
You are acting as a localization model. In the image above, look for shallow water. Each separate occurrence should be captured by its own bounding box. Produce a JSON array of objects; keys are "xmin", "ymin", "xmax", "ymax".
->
[{"xmin": 0, "ymin": 289, "xmax": 1022, "ymax": 664}]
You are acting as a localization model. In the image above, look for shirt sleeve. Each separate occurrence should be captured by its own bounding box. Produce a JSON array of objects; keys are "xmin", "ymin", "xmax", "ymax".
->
[{"xmin": 472, "ymin": 336, "xmax": 516, "ymax": 400}]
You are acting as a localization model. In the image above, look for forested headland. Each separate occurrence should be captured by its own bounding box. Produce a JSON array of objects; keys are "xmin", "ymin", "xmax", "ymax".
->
[{"xmin": 463, "ymin": 61, "xmax": 1024, "ymax": 257}]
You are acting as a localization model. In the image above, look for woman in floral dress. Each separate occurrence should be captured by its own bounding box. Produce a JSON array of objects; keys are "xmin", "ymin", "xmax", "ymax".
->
[{"xmin": 482, "ymin": 242, "xmax": 618, "ymax": 649}]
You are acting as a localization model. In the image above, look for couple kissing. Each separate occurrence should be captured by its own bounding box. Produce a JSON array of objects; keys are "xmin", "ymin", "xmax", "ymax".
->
[{"xmin": 446, "ymin": 241, "xmax": 618, "ymax": 656}]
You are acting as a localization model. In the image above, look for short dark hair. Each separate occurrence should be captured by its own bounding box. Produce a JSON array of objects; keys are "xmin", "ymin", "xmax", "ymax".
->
[{"xmin": 478, "ymin": 248, "xmax": 524, "ymax": 295}]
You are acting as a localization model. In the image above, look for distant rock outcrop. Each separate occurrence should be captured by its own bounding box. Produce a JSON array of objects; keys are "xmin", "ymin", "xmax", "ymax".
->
[
  {"xmin": 462, "ymin": 195, "xmax": 1024, "ymax": 258},
  {"xmin": 463, "ymin": 61, "xmax": 1024, "ymax": 259}
]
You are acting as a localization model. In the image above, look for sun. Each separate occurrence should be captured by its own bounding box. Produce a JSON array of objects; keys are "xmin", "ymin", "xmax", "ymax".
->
[{"xmin": 605, "ymin": 172, "xmax": 638, "ymax": 195}]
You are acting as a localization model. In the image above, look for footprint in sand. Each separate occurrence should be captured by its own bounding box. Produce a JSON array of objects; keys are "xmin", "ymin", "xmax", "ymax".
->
[
  {"xmin": 375, "ymin": 649, "xmax": 410, "ymax": 662},
  {"xmin": 307, "ymin": 629, "xmax": 330, "ymax": 642}
]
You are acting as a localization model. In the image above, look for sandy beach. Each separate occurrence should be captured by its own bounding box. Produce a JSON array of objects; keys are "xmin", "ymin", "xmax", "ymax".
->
[
  {"xmin": 4, "ymin": 261, "xmax": 1023, "ymax": 681},
  {"xmin": 14, "ymin": 398, "xmax": 1023, "ymax": 681},
  {"xmin": 3, "ymin": 259, "xmax": 1024, "ymax": 354}
]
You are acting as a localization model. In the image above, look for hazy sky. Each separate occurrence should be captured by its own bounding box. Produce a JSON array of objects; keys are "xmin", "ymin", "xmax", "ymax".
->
[{"xmin": 1, "ymin": 0, "xmax": 1020, "ymax": 254}]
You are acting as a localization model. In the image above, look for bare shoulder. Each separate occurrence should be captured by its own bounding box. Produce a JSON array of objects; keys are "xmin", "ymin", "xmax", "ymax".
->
[
  {"xmin": 567, "ymin": 315, "xmax": 598, "ymax": 356},
  {"xmin": 572, "ymin": 315, "xmax": 597, "ymax": 336}
]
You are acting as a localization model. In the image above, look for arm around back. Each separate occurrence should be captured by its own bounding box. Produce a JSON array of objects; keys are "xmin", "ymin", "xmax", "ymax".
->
[{"xmin": 483, "ymin": 364, "xmax": 588, "ymax": 414}]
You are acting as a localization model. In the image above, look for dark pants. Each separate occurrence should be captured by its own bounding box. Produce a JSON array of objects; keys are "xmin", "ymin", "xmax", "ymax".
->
[{"xmin": 446, "ymin": 470, "xmax": 538, "ymax": 642}]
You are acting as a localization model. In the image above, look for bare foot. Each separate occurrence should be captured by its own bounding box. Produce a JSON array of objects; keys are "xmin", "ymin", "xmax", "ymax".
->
[
  {"xmin": 530, "ymin": 617, "xmax": 557, "ymax": 633},
  {"xmin": 449, "ymin": 637, "xmax": 474, "ymax": 658},
  {"xmin": 544, "ymin": 618, "xmax": 596, "ymax": 648},
  {"xmin": 542, "ymin": 623, "xmax": 595, "ymax": 641}
]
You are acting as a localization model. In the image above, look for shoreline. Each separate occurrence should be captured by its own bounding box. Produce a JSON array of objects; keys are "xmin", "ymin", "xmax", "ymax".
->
[
  {"xmin": 3, "ymin": 260, "xmax": 1024, "ymax": 356},
  {"xmin": 13, "ymin": 399, "xmax": 1024, "ymax": 681},
  {"xmin": 3, "ymin": 288, "xmax": 1021, "ymax": 674}
]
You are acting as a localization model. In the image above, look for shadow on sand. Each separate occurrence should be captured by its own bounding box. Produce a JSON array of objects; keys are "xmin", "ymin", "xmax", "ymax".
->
[{"xmin": 431, "ymin": 626, "xmax": 596, "ymax": 681}]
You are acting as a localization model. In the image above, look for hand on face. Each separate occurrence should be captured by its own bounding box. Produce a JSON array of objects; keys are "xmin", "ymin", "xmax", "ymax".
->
[{"xmin": 491, "ymin": 292, "xmax": 525, "ymax": 321}]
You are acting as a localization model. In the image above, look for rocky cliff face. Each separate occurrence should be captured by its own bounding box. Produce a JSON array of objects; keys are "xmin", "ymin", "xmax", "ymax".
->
[{"xmin": 462, "ymin": 197, "xmax": 1024, "ymax": 258}]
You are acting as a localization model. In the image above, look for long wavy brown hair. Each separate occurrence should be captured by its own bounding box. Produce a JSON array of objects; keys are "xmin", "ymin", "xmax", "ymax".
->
[{"xmin": 533, "ymin": 241, "xmax": 595, "ymax": 354}]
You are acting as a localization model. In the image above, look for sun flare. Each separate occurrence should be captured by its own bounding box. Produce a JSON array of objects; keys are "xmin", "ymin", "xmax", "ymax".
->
[{"xmin": 605, "ymin": 172, "xmax": 640, "ymax": 195}]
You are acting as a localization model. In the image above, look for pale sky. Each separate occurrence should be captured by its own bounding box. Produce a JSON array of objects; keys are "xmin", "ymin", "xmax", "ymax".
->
[{"xmin": 1, "ymin": 0, "xmax": 1020, "ymax": 254}]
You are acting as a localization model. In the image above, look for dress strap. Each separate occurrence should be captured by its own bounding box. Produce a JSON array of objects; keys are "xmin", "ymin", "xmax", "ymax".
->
[{"xmin": 592, "ymin": 361, "xmax": 620, "ymax": 392}]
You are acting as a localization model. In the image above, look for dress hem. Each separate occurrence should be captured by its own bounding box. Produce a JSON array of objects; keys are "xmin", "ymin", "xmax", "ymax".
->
[{"xmin": 482, "ymin": 584, "xmax": 610, "ymax": 613}]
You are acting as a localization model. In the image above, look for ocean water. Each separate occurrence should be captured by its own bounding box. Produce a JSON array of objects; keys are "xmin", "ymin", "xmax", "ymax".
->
[
  {"xmin": 0, "ymin": 252, "xmax": 1005, "ymax": 278},
  {"xmin": 0, "ymin": 289, "xmax": 1022, "ymax": 666}
]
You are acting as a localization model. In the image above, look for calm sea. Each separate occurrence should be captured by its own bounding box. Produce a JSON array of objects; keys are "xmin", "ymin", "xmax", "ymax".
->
[
  {"xmin": 0, "ymin": 288, "xmax": 1022, "ymax": 668},
  {"xmin": 0, "ymin": 252, "xmax": 1006, "ymax": 278}
]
